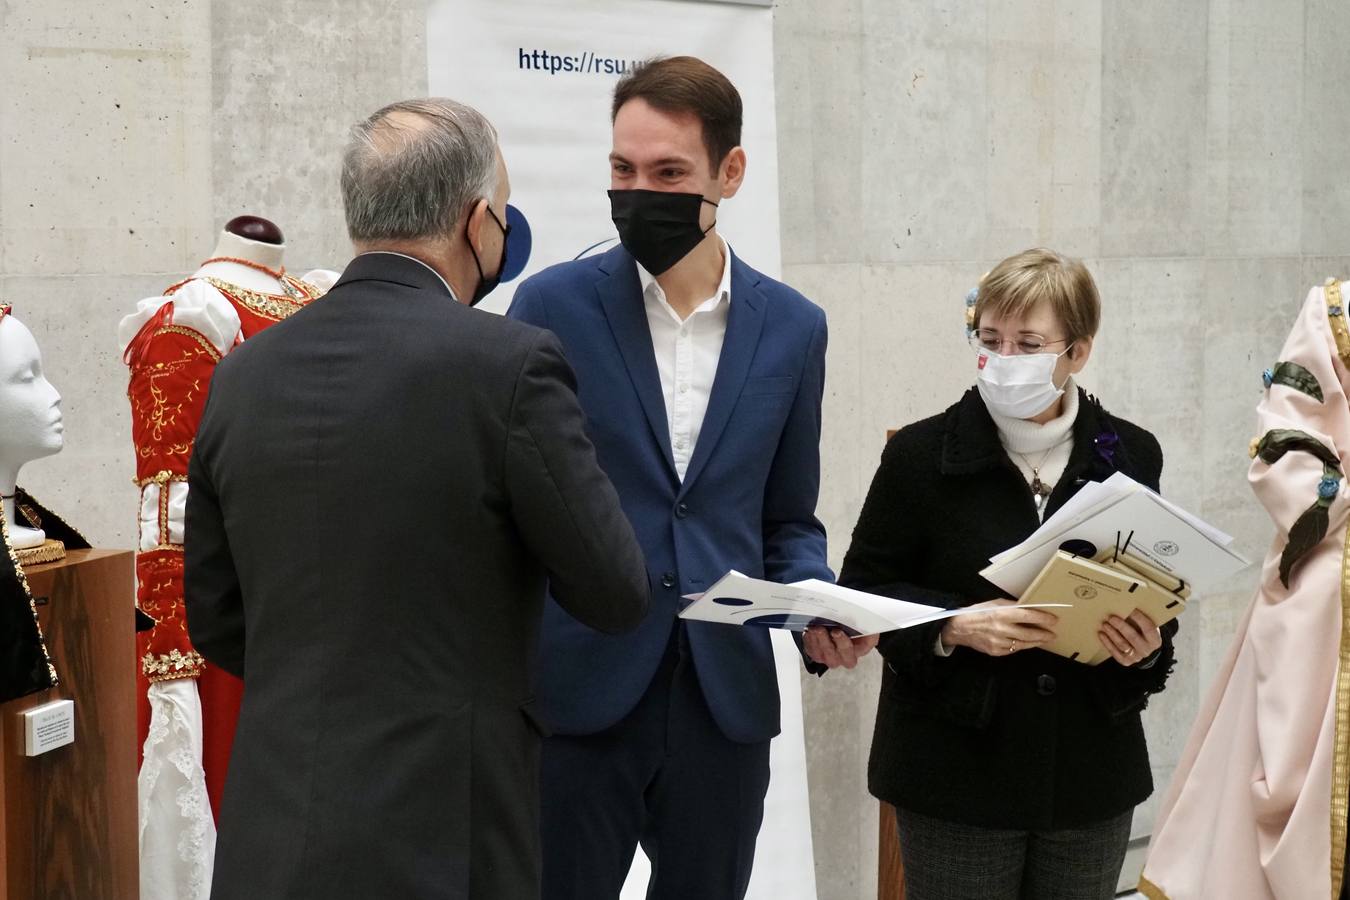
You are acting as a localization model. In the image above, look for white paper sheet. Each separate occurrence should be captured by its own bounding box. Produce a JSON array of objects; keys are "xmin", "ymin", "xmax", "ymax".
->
[
  {"xmin": 680, "ymin": 572, "xmax": 1065, "ymax": 636},
  {"xmin": 981, "ymin": 482, "xmax": 1249, "ymax": 598}
]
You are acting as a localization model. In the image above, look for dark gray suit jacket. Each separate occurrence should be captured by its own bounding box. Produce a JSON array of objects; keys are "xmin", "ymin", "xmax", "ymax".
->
[{"xmin": 184, "ymin": 252, "xmax": 649, "ymax": 900}]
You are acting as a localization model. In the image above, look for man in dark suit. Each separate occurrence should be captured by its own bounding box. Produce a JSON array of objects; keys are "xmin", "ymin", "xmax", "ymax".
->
[
  {"xmin": 508, "ymin": 57, "xmax": 874, "ymax": 900},
  {"xmin": 184, "ymin": 98, "xmax": 650, "ymax": 900}
]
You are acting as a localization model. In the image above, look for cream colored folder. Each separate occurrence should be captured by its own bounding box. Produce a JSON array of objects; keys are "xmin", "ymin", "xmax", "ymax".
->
[{"xmin": 1016, "ymin": 550, "xmax": 1188, "ymax": 665}]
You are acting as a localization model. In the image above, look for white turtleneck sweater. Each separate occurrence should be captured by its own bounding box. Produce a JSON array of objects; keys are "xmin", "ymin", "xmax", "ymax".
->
[
  {"xmin": 989, "ymin": 379, "xmax": 1079, "ymax": 521},
  {"xmin": 935, "ymin": 380, "xmax": 1079, "ymax": 657}
]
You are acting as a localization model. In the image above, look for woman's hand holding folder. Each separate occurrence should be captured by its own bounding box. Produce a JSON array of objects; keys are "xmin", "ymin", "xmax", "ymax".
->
[
  {"xmin": 938, "ymin": 599, "xmax": 1060, "ymax": 657},
  {"xmin": 1098, "ymin": 610, "xmax": 1163, "ymax": 667}
]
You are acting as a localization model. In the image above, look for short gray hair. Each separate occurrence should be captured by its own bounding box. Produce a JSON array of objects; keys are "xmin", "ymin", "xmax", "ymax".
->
[{"xmin": 341, "ymin": 98, "xmax": 499, "ymax": 243}]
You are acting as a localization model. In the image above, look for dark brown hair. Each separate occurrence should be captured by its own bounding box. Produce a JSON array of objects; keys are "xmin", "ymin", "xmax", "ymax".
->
[{"xmin": 612, "ymin": 56, "xmax": 743, "ymax": 172}]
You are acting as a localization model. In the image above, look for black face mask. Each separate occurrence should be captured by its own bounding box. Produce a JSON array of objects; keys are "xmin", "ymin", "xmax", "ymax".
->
[
  {"xmin": 608, "ymin": 189, "xmax": 717, "ymax": 276},
  {"xmin": 467, "ymin": 203, "xmax": 510, "ymax": 307}
]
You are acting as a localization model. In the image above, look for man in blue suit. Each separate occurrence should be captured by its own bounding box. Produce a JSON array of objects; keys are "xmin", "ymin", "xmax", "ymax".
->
[{"xmin": 509, "ymin": 56, "xmax": 876, "ymax": 899}]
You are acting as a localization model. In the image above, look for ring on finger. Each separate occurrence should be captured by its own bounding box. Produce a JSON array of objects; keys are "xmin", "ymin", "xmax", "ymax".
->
[{"xmin": 1008, "ymin": 640, "xmax": 1018, "ymax": 654}]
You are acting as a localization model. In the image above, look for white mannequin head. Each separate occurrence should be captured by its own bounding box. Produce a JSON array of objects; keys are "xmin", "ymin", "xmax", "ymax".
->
[{"xmin": 0, "ymin": 311, "xmax": 63, "ymax": 548}]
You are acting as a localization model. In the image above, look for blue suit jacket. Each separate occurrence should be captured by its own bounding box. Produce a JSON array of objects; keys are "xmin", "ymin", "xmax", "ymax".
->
[{"xmin": 508, "ymin": 244, "xmax": 832, "ymax": 744}]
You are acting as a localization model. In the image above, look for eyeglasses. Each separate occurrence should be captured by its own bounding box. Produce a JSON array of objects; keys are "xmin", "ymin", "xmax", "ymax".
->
[{"xmin": 969, "ymin": 328, "xmax": 1072, "ymax": 356}]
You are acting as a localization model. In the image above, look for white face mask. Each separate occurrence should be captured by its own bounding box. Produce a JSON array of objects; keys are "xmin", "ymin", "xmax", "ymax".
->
[{"xmin": 975, "ymin": 347, "xmax": 1071, "ymax": 419}]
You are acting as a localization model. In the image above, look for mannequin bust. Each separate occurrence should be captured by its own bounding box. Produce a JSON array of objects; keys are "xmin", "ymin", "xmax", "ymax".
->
[
  {"xmin": 193, "ymin": 214, "xmax": 296, "ymax": 296},
  {"xmin": 0, "ymin": 309, "xmax": 64, "ymax": 550}
]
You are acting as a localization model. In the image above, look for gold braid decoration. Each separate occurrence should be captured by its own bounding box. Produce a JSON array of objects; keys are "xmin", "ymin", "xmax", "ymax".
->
[
  {"xmin": 200, "ymin": 277, "xmax": 310, "ymax": 322},
  {"xmin": 1325, "ymin": 276, "xmax": 1350, "ymax": 899},
  {"xmin": 0, "ymin": 495, "xmax": 58, "ymax": 690},
  {"xmin": 1325, "ymin": 279, "xmax": 1350, "ymax": 367},
  {"xmin": 1333, "ymin": 522, "xmax": 1350, "ymax": 899},
  {"xmin": 1136, "ymin": 876, "xmax": 1168, "ymax": 900},
  {"xmin": 134, "ymin": 470, "xmax": 188, "ymax": 488}
]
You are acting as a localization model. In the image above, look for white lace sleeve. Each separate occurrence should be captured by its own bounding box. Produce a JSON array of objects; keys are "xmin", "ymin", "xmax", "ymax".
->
[
  {"xmin": 117, "ymin": 280, "xmax": 242, "ymax": 357},
  {"xmin": 139, "ymin": 678, "xmax": 215, "ymax": 900}
]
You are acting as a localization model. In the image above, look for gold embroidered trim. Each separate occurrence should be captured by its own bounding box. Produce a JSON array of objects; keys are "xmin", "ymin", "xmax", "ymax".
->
[
  {"xmin": 1332, "ymin": 522, "xmax": 1350, "ymax": 899},
  {"xmin": 1136, "ymin": 875, "xmax": 1169, "ymax": 900},
  {"xmin": 1325, "ymin": 279, "xmax": 1350, "ymax": 367},
  {"xmin": 0, "ymin": 497, "xmax": 58, "ymax": 689},
  {"xmin": 142, "ymin": 648, "xmax": 204, "ymax": 681},
  {"xmin": 156, "ymin": 475, "xmax": 172, "ymax": 546},
  {"xmin": 129, "ymin": 332, "xmax": 217, "ymax": 458},
  {"xmin": 282, "ymin": 274, "xmax": 323, "ymax": 301},
  {"xmin": 16, "ymin": 539, "xmax": 66, "ymax": 567},
  {"xmin": 139, "ymin": 442, "xmax": 192, "ymax": 462},
  {"xmin": 156, "ymin": 324, "xmax": 223, "ymax": 362},
  {"xmin": 199, "ymin": 276, "xmax": 310, "ymax": 323},
  {"xmin": 134, "ymin": 470, "xmax": 188, "ymax": 488}
]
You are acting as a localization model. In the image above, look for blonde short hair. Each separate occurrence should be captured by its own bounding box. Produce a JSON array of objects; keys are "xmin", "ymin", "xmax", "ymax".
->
[{"xmin": 973, "ymin": 248, "xmax": 1101, "ymax": 345}]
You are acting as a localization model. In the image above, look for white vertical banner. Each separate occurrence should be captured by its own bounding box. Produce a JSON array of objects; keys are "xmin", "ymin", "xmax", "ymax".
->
[{"xmin": 426, "ymin": 3, "xmax": 816, "ymax": 899}]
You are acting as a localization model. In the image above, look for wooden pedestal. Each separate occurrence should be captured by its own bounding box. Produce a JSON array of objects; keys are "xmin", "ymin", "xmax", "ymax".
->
[
  {"xmin": 0, "ymin": 549, "xmax": 137, "ymax": 900},
  {"xmin": 879, "ymin": 801, "xmax": 905, "ymax": 898}
]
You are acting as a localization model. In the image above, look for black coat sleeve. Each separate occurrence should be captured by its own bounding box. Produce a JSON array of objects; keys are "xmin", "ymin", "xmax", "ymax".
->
[
  {"xmin": 504, "ymin": 331, "xmax": 650, "ymax": 635},
  {"xmin": 839, "ymin": 433, "xmax": 985, "ymax": 693},
  {"xmin": 1084, "ymin": 425, "xmax": 1177, "ymax": 716},
  {"xmin": 184, "ymin": 385, "xmax": 246, "ymax": 678}
]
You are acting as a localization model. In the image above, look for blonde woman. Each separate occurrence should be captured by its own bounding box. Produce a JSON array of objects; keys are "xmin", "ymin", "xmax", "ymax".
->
[{"xmin": 842, "ymin": 249, "xmax": 1176, "ymax": 899}]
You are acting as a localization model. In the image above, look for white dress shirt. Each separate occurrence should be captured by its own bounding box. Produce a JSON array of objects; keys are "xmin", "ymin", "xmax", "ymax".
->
[{"xmin": 637, "ymin": 236, "xmax": 733, "ymax": 481}]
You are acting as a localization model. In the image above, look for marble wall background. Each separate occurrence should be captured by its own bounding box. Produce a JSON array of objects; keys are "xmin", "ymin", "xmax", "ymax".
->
[{"xmin": 1, "ymin": 1, "xmax": 1346, "ymax": 897}]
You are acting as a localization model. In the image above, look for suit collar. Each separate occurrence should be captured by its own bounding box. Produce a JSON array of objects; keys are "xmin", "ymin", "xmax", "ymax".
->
[
  {"xmin": 679, "ymin": 257, "xmax": 767, "ymax": 490},
  {"xmin": 333, "ymin": 251, "xmax": 460, "ymax": 300},
  {"xmin": 595, "ymin": 249, "xmax": 679, "ymax": 482}
]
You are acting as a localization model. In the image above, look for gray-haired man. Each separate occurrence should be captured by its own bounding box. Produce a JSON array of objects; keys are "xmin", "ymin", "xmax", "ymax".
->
[{"xmin": 183, "ymin": 98, "xmax": 650, "ymax": 900}]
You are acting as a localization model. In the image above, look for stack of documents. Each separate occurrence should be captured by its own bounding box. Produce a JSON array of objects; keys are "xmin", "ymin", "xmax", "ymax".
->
[
  {"xmin": 1017, "ymin": 549, "xmax": 1190, "ymax": 664},
  {"xmin": 981, "ymin": 472, "xmax": 1248, "ymax": 597},
  {"xmin": 981, "ymin": 472, "xmax": 1249, "ymax": 664},
  {"xmin": 678, "ymin": 571, "xmax": 1064, "ymax": 637}
]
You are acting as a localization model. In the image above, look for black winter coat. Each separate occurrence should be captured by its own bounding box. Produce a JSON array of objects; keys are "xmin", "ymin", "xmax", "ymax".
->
[{"xmin": 840, "ymin": 387, "xmax": 1176, "ymax": 830}]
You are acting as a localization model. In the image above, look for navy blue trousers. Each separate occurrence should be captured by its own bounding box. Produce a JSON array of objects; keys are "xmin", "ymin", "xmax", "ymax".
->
[{"xmin": 540, "ymin": 626, "xmax": 771, "ymax": 900}]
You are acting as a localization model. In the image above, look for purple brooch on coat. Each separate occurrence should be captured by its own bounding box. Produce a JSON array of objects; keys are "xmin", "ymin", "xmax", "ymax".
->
[{"xmin": 1094, "ymin": 429, "xmax": 1120, "ymax": 468}]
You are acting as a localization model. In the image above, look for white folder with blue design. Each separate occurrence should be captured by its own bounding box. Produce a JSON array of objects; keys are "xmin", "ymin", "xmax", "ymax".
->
[{"xmin": 679, "ymin": 572, "xmax": 1063, "ymax": 637}]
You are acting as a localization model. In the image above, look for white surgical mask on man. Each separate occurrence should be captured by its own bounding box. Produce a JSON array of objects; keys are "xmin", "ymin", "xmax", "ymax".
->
[{"xmin": 975, "ymin": 346, "xmax": 1074, "ymax": 419}]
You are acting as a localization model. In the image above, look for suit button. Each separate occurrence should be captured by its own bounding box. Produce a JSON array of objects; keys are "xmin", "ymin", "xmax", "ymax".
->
[
  {"xmin": 676, "ymin": 503, "xmax": 690, "ymax": 519},
  {"xmin": 661, "ymin": 573, "xmax": 676, "ymax": 589},
  {"xmin": 1036, "ymin": 675, "xmax": 1057, "ymax": 696}
]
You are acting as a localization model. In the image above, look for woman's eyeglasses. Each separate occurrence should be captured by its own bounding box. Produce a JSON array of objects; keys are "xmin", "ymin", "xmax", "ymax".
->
[{"xmin": 969, "ymin": 328, "xmax": 1071, "ymax": 356}]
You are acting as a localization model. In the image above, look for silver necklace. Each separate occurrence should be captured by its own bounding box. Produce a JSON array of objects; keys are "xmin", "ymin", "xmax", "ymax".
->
[{"xmin": 1014, "ymin": 449, "xmax": 1054, "ymax": 513}]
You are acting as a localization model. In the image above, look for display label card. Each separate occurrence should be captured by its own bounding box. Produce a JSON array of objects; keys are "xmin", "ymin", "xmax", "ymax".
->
[{"xmin": 22, "ymin": 698, "xmax": 75, "ymax": 756}]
